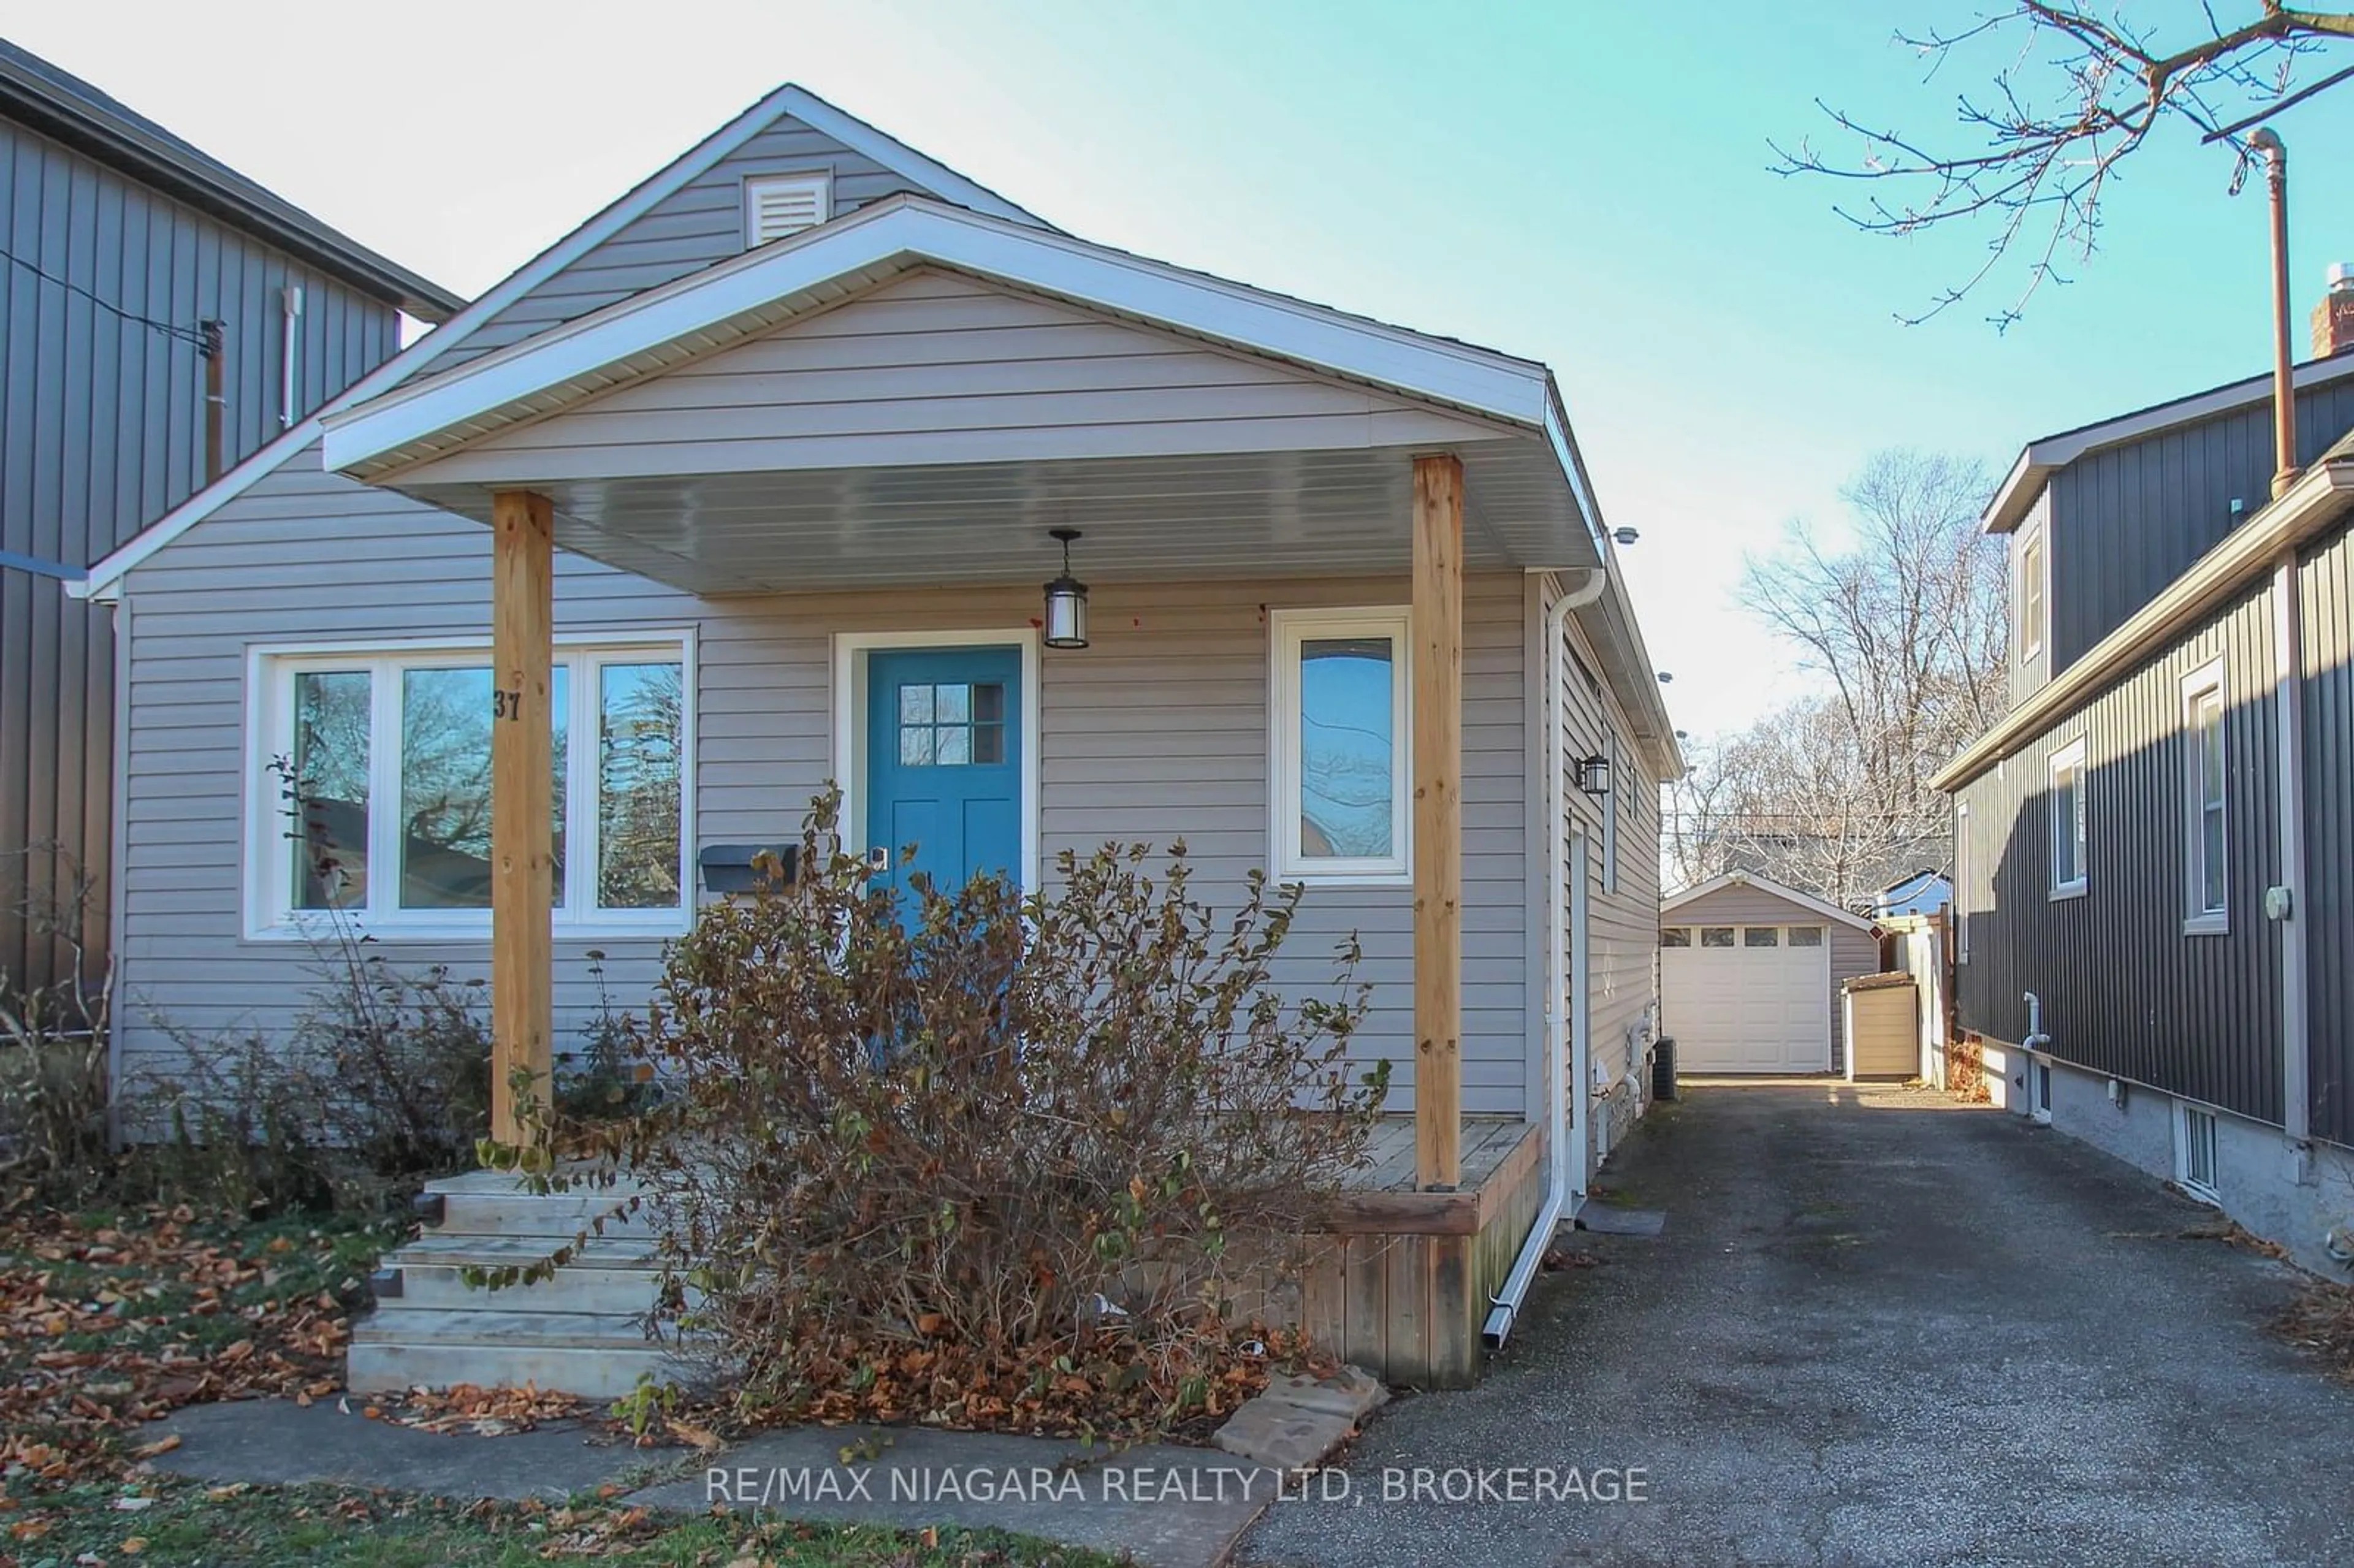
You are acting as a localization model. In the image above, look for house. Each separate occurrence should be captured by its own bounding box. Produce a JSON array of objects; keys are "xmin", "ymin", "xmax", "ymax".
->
[
  {"xmin": 73, "ymin": 84, "xmax": 1679, "ymax": 1388},
  {"xmin": 1659, "ymin": 870, "xmax": 1880, "ymax": 1076},
  {"xmin": 1873, "ymin": 869, "xmax": 1951, "ymax": 918},
  {"xmin": 0, "ymin": 39, "xmax": 461, "ymax": 993},
  {"xmin": 1935, "ymin": 274, "xmax": 2354, "ymax": 1273}
]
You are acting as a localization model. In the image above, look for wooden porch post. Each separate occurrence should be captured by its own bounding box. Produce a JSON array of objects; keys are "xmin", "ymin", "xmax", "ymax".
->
[
  {"xmin": 1412, "ymin": 453, "xmax": 1463, "ymax": 1190},
  {"xmin": 490, "ymin": 489, "xmax": 555, "ymax": 1149}
]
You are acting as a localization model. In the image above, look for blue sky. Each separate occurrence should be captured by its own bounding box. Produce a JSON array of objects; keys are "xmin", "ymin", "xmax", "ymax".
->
[{"xmin": 18, "ymin": 1, "xmax": 2354, "ymax": 738}]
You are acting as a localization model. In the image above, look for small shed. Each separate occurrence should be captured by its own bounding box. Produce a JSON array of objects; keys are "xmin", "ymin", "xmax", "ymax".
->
[
  {"xmin": 1659, "ymin": 871, "xmax": 1881, "ymax": 1074},
  {"xmin": 1842, "ymin": 972, "xmax": 1920, "ymax": 1080}
]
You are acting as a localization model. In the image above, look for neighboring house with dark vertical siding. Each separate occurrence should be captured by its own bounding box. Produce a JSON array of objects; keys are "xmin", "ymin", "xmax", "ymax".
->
[
  {"xmin": 1938, "ymin": 283, "xmax": 2354, "ymax": 1274},
  {"xmin": 0, "ymin": 38, "xmax": 459, "ymax": 992}
]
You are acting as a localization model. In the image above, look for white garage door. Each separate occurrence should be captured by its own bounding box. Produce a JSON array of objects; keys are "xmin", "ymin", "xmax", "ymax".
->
[{"xmin": 1661, "ymin": 923, "xmax": 1831, "ymax": 1073}]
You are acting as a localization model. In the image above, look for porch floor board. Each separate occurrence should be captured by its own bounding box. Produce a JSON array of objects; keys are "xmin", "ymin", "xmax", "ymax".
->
[{"xmin": 1347, "ymin": 1116, "xmax": 1531, "ymax": 1193}]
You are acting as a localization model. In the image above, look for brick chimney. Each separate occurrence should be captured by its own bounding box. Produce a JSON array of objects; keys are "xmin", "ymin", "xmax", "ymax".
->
[{"xmin": 2314, "ymin": 262, "xmax": 2354, "ymax": 358}]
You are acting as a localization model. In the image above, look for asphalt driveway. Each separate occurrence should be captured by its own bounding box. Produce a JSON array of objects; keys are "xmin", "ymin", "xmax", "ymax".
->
[{"xmin": 1239, "ymin": 1081, "xmax": 2354, "ymax": 1568}]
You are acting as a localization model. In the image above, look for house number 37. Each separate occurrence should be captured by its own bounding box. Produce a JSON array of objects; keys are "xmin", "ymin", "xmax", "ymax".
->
[{"xmin": 492, "ymin": 689, "xmax": 524, "ymax": 720}]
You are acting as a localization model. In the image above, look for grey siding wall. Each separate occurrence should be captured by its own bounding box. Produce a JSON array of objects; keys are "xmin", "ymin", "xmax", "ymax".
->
[
  {"xmin": 1954, "ymin": 577, "xmax": 2283, "ymax": 1125},
  {"xmin": 0, "ymin": 115, "xmax": 402, "ymax": 989},
  {"xmin": 2299, "ymin": 519, "xmax": 2354, "ymax": 1146},
  {"xmin": 1659, "ymin": 883, "xmax": 1878, "ymax": 1071},
  {"xmin": 438, "ymin": 113, "xmax": 940, "ymax": 370},
  {"xmin": 401, "ymin": 268, "xmax": 1504, "ymax": 490},
  {"xmin": 2047, "ymin": 378, "xmax": 2354, "ymax": 675},
  {"xmin": 113, "ymin": 451, "xmax": 1534, "ymax": 1117},
  {"xmin": 1547, "ymin": 576, "xmax": 1664, "ymax": 1163}
]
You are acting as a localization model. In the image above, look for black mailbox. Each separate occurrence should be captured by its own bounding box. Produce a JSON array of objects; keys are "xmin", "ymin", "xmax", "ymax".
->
[{"xmin": 697, "ymin": 843, "xmax": 799, "ymax": 894}]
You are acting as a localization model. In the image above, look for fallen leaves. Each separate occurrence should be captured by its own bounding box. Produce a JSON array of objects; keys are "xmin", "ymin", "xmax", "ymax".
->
[
  {"xmin": 0, "ymin": 1208, "xmax": 375, "ymax": 1488},
  {"xmin": 372, "ymin": 1380, "xmax": 585, "ymax": 1437},
  {"xmin": 2274, "ymin": 1276, "xmax": 2354, "ymax": 1383}
]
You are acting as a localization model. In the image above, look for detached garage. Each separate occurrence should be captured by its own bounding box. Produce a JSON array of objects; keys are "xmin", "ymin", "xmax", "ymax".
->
[{"xmin": 1660, "ymin": 872, "xmax": 1881, "ymax": 1074}]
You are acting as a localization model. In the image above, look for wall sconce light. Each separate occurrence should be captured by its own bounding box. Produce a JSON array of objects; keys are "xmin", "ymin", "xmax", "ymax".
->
[
  {"xmin": 1577, "ymin": 753, "xmax": 1612, "ymax": 796},
  {"xmin": 1613, "ymin": 527, "xmax": 1640, "ymax": 546},
  {"xmin": 1043, "ymin": 527, "xmax": 1089, "ymax": 650}
]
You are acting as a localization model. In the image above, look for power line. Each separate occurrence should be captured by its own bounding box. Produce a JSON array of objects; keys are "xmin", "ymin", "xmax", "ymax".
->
[{"xmin": 1, "ymin": 248, "xmax": 215, "ymax": 350}]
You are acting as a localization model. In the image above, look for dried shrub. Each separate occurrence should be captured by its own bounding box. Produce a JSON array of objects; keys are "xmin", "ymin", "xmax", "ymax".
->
[
  {"xmin": 128, "ymin": 923, "xmax": 491, "ymax": 1216},
  {"xmin": 614, "ymin": 790, "xmax": 1385, "ymax": 1420},
  {"xmin": 0, "ymin": 847, "xmax": 112, "ymax": 1209}
]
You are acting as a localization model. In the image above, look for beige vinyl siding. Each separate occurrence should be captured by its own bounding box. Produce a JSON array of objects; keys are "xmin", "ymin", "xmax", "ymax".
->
[
  {"xmin": 113, "ymin": 451, "xmax": 1529, "ymax": 1115},
  {"xmin": 438, "ymin": 115, "xmax": 942, "ymax": 370},
  {"xmin": 1662, "ymin": 883, "xmax": 1879, "ymax": 1072},
  {"xmin": 397, "ymin": 270, "xmax": 1513, "ymax": 487}
]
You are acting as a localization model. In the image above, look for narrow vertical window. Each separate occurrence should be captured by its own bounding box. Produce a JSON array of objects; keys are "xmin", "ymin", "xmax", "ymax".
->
[
  {"xmin": 597, "ymin": 660, "xmax": 685, "ymax": 910},
  {"xmin": 1270, "ymin": 609, "xmax": 1409, "ymax": 881},
  {"xmin": 2020, "ymin": 532, "xmax": 2046, "ymax": 660},
  {"xmin": 1954, "ymin": 801, "xmax": 1971, "ymax": 963},
  {"xmin": 2182, "ymin": 661, "xmax": 2227, "ymax": 932},
  {"xmin": 2049, "ymin": 737, "xmax": 2088, "ymax": 897}
]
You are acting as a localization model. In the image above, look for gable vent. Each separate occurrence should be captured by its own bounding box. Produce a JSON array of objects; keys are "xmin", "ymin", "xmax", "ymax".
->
[{"xmin": 742, "ymin": 172, "xmax": 832, "ymax": 248}]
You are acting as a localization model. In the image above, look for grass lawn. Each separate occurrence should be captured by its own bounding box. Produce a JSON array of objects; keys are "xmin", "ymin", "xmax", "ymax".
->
[
  {"xmin": 1, "ymin": 1207, "xmax": 394, "ymax": 1480},
  {"xmin": 1, "ymin": 1476, "xmax": 1127, "ymax": 1567}
]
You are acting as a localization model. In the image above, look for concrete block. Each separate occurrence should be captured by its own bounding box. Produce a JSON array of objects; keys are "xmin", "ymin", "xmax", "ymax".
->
[
  {"xmin": 1212, "ymin": 1398, "xmax": 1352, "ymax": 1470},
  {"xmin": 1259, "ymin": 1363, "xmax": 1388, "ymax": 1421}
]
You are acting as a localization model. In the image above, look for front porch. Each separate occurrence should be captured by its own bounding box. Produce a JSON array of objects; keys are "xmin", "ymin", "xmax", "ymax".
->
[
  {"xmin": 316, "ymin": 198, "xmax": 1614, "ymax": 1393},
  {"xmin": 352, "ymin": 1118, "xmax": 1544, "ymax": 1397}
]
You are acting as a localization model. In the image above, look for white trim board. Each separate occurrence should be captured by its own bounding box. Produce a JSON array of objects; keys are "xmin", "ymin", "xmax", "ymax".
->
[
  {"xmin": 830, "ymin": 627, "xmax": 1044, "ymax": 896},
  {"xmin": 322, "ymin": 195, "xmax": 1560, "ymax": 481},
  {"xmin": 1661, "ymin": 869, "xmax": 1877, "ymax": 932},
  {"xmin": 74, "ymin": 83, "xmax": 1042, "ymax": 603}
]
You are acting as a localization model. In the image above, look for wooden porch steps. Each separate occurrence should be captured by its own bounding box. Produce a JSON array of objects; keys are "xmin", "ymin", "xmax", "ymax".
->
[{"xmin": 348, "ymin": 1170, "xmax": 685, "ymax": 1402}]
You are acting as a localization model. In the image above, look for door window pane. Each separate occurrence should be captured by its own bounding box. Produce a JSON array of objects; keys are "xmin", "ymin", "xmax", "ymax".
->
[
  {"xmin": 597, "ymin": 661, "xmax": 683, "ymax": 910},
  {"xmin": 1744, "ymin": 926, "xmax": 1780, "ymax": 947},
  {"xmin": 1660, "ymin": 927, "xmax": 1692, "ymax": 948},
  {"xmin": 1298, "ymin": 636, "xmax": 1395, "ymax": 859},
  {"xmin": 1788, "ymin": 926, "xmax": 1824, "ymax": 947},
  {"xmin": 291, "ymin": 670, "xmax": 371, "ymax": 910},
  {"xmin": 894, "ymin": 681, "xmax": 1005, "ymax": 770},
  {"xmin": 1701, "ymin": 926, "xmax": 1735, "ymax": 948}
]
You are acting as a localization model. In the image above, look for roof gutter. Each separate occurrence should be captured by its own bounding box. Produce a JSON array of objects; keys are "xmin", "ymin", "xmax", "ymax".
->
[{"xmin": 1934, "ymin": 450, "xmax": 2354, "ymax": 791}]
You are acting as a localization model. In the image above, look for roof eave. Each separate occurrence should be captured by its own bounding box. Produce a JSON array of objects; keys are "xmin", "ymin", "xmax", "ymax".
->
[
  {"xmin": 0, "ymin": 58, "xmax": 463, "ymax": 321},
  {"xmin": 1936, "ymin": 449, "xmax": 2354, "ymax": 791}
]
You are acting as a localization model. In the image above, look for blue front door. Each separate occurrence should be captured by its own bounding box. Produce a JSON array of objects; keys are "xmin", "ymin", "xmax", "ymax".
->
[{"xmin": 865, "ymin": 645, "xmax": 1023, "ymax": 903}]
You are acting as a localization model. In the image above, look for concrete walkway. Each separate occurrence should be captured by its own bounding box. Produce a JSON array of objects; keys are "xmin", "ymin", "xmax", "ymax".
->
[
  {"xmin": 152, "ymin": 1400, "xmax": 1278, "ymax": 1568},
  {"xmin": 1239, "ymin": 1081, "xmax": 2354, "ymax": 1568}
]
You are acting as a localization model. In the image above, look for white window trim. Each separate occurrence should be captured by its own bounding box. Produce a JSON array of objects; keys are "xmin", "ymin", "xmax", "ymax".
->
[
  {"xmin": 2174, "ymin": 1101, "xmax": 2222, "ymax": 1204},
  {"xmin": 1268, "ymin": 606, "xmax": 1412, "ymax": 886},
  {"xmin": 2030, "ymin": 1056, "xmax": 2054, "ymax": 1124},
  {"xmin": 2047, "ymin": 735, "xmax": 2089, "ymax": 900},
  {"xmin": 831, "ymin": 628, "xmax": 1043, "ymax": 895},
  {"xmin": 741, "ymin": 170, "xmax": 833, "ymax": 248},
  {"xmin": 242, "ymin": 631, "xmax": 697, "ymax": 942},
  {"xmin": 2019, "ymin": 528, "xmax": 2047, "ymax": 663},
  {"xmin": 1954, "ymin": 801, "xmax": 1971, "ymax": 964},
  {"xmin": 2181, "ymin": 658, "xmax": 2228, "ymax": 936}
]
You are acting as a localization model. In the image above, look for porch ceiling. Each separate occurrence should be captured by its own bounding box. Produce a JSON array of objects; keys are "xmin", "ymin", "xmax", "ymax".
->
[{"xmin": 379, "ymin": 438, "xmax": 1586, "ymax": 596}]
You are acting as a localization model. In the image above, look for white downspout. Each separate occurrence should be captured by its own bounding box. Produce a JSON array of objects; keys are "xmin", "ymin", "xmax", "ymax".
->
[
  {"xmin": 1484, "ymin": 565, "xmax": 1607, "ymax": 1350},
  {"xmin": 2022, "ymin": 991, "xmax": 2051, "ymax": 1052}
]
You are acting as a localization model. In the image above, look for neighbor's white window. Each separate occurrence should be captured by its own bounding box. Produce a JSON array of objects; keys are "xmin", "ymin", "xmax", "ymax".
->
[
  {"xmin": 2182, "ymin": 660, "xmax": 2228, "ymax": 933},
  {"xmin": 1270, "ymin": 607, "xmax": 1410, "ymax": 883},
  {"xmin": 2019, "ymin": 530, "xmax": 2047, "ymax": 661},
  {"xmin": 2049, "ymin": 736, "xmax": 2089, "ymax": 898},
  {"xmin": 742, "ymin": 172, "xmax": 832, "ymax": 247},
  {"xmin": 251, "ymin": 641, "xmax": 691, "ymax": 937},
  {"xmin": 2176, "ymin": 1103, "xmax": 2220, "ymax": 1202}
]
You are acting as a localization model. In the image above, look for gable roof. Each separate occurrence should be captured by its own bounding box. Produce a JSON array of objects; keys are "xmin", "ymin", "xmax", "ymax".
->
[
  {"xmin": 1661, "ymin": 870, "xmax": 1878, "ymax": 932},
  {"xmin": 1983, "ymin": 351, "xmax": 2354, "ymax": 535},
  {"xmin": 0, "ymin": 38, "xmax": 462, "ymax": 321},
  {"xmin": 321, "ymin": 193, "xmax": 1568, "ymax": 482},
  {"xmin": 73, "ymin": 82, "xmax": 1039, "ymax": 603}
]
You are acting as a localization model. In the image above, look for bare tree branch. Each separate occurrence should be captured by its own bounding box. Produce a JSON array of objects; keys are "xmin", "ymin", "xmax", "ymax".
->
[{"xmin": 1774, "ymin": 4, "xmax": 2354, "ymax": 325}]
